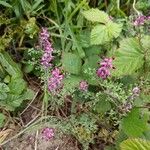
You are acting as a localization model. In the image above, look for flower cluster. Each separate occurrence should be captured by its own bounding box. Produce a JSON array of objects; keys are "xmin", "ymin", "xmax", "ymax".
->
[
  {"xmin": 133, "ymin": 15, "xmax": 150, "ymax": 26},
  {"xmin": 97, "ymin": 58, "xmax": 113, "ymax": 79},
  {"xmin": 39, "ymin": 27, "xmax": 54, "ymax": 68},
  {"xmin": 132, "ymin": 86, "xmax": 140, "ymax": 97},
  {"xmin": 41, "ymin": 127, "xmax": 54, "ymax": 141},
  {"xmin": 79, "ymin": 81, "xmax": 88, "ymax": 91},
  {"xmin": 48, "ymin": 68, "xmax": 64, "ymax": 93}
]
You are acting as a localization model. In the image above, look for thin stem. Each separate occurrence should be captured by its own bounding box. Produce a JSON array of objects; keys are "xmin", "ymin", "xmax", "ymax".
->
[{"xmin": 133, "ymin": 0, "xmax": 140, "ymax": 15}]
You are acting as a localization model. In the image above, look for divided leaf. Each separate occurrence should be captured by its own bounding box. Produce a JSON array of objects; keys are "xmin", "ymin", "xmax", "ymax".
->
[
  {"xmin": 91, "ymin": 22, "xmax": 122, "ymax": 45},
  {"xmin": 120, "ymin": 138, "xmax": 150, "ymax": 150},
  {"xmin": 83, "ymin": 8, "xmax": 110, "ymax": 23},
  {"xmin": 113, "ymin": 38, "xmax": 144, "ymax": 77},
  {"xmin": 62, "ymin": 53, "xmax": 82, "ymax": 75}
]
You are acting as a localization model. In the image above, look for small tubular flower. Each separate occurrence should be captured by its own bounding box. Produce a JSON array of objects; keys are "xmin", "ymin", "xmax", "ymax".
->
[
  {"xmin": 48, "ymin": 68, "xmax": 64, "ymax": 93},
  {"xmin": 79, "ymin": 81, "xmax": 88, "ymax": 91},
  {"xmin": 39, "ymin": 27, "xmax": 54, "ymax": 68},
  {"xmin": 41, "ymin": 127, "xmax": 54, "ymax": 141},
  {"xmin": 97, "ymin": 57, "xmax": 113, "ymax": 79}
]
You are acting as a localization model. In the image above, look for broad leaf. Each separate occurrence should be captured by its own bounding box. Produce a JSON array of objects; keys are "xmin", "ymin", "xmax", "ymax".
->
[
  {"xmin": 62, "ymin": 53, "xmax": 82, "ymax": 75},
  {"xmin": 0, "ymin": 52, "xmax": 22, "ymax": 78},
  {"xmin": 63, "ymin": 75, "xmax": 83, "ymax": 90},
  {"xmin": 120, "ymin": 108, "xmax": 149, "ymax": 137},
  {"xmin": 83, "ymin": 8, "xmax": 110, "ymax": 23},
  {"xmin": 113, "ymin": 38, "xmax": 144, "ymax": 77},
  {"xmin": 8, "ymin": 78, "xmax": 27, "ymax": 95},
  {"xmin": 120, "ymin": 138, "xmax": 150, "ymax": 150},
  {"xmin": 91, "ymin": 22, "xmax": 122, "ymax": 45},
  {"xmin": 94, "ymin": 97, "xmax": 111, "ymax": 114}
]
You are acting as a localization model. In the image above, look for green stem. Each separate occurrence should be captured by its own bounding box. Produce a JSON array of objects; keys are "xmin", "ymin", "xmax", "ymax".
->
[{"xmin": 133, "ymin": 0, "xmax": 140, "ymax": 15}]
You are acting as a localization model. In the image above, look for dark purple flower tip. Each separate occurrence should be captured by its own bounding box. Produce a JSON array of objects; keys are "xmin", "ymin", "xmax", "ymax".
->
[
  {"xmin": 100, "ymin": 58, "xmax": 113, "ymax": 69},
  {"xmin": 97, "ymin": 67, "xmax": 110, "ymax": 79}
]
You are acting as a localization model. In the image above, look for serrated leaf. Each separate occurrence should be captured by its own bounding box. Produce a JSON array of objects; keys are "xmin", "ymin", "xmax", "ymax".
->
[
  {"xmin": 62, "ymin": 53, "xmax": 82, "ymax": 75},
  {"xmin": 91, "ymin": 22, "xmax": 122, "ymax": 45},
  {"xmin": 120, "ymin": 138, "xmax": 150, "ymax": 150},
  {"xmin": 8, "ymin": 78, "xmax": 27, "ymax": 95},
  {"xmin": 141, "ymin": 35, "xmax": 150, "ymax": 50},
  {"xmin": 83, "ymin": 8, "xmax": 110, "ymax": 23},
  {"xmin": 113, "ymin": 38, "xmax": 144, "ymax": 77},
  {"xmin": 120, "ymin": 108, "xmax": 149, "ymax": 137}
]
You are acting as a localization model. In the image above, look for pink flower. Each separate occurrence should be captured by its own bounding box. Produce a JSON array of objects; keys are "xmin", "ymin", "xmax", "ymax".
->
[
  {"xmin": 97, "ymin": 57, "xmax": 113, "ymax": 79},
  {"xmin": 132, "ymin": 87, "xmax": 140, "ymax": 96},
  {"xmin": 97, "ymin": 67, "xmax": 110, "ymax": 79},
  {"xmin": 39, "ymin": 27, "xmax": 54, "ymax": 68},
  {"xmin": 41, "ymin": 127, "xmax": 54, "ymax": 141},
  {"xmin": 79, "ymin": 81, "xmax": 88, "ymax": 91},
  {"xmin": 133, "ymin": 15, "xmax": 149, "ymax": 26},
  {"xmin": 100, "ymin": 58, "xmax": 113, "ymax": 69},
  {"xmin": 48, "ymin": 68, "xmax": 64, "ymax": 93}
]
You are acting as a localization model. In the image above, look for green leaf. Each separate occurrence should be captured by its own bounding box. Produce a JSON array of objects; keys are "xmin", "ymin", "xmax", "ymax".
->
[
  {"xmin": 113, "ymin": 38, "xmax": 144, "ymax": 77},
  {"xmin": 141, "ymin": 35, "xmax": 150, "ymax": 50},
  {"xmin": 0, "ymin": 52, "xmax": 22, "ymax": 78},
  {"xmin": 94, "ymin": 99, "xmax": 111, "ymax": 114},
  {"xmin": 62, "ymin": 53, "xmax": 82, "ymax": 75},
  {"xmin": 0, "ymin": 83, "xmax": 9, "ymax": 100},
  {"xmin": 82, "ymin": 55, "xmax": 99, "ymax": 85},
  {"xmin": 21, "ymin": 88, "xmax": 35, "ymax": 100},
  {"xmin": 91, "ymin": 22, "xmax": 122, "ymax": 45},
  {"xmin": 0, "ymin": 1, "xmax": 12, "ymax": 8},
  {"xmin": 120, "ymin": 108, "xmax": 149, "ymax": 137},
  {"xmin": 63, "ymin": 75, "xmax": 83, "ymax": 90},
  {"xmin": 83, "ymin": 8, "xmax": 110, "ymax": 23},
  {"xmin": 0, "ymin": 113, "xmax": 5, "ymax": 128},
  {"xmin": 8, "ymin": 78, "xmax": 27, "ymax": 95},
  {"xmin": 120, "ymin": 138, "xmax": 150, "ymax": 150}
]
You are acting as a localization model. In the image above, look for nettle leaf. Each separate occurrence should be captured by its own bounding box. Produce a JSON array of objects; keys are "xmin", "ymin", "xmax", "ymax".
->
[
  {"xmin": 62, "ymin": 53, "xmax": 82, "ymax": 75},
  {"xmin": 8, "ymin": 77, "xmax": 27, "ymax": 95},
  {"xmin": 141, "ymin": 35, "xmax": 150, "ymax": 50},
  {"xmin": 91, "ymin": 22, "xmax": 122, "ymax": 45},
  {"xmin": 120, "ymin": 138, "xmax": 150, "ymax": 150},
  {"xmin": 113, "ymin": 38, "xmax": 144, "ymax": 77},
  {"xmin": 82, "ymin": 8, "xmax": 110, "ymax": 23},
  {"xmin": 120, "ymin": 108, "xmax": 149, "ymax": 137}
]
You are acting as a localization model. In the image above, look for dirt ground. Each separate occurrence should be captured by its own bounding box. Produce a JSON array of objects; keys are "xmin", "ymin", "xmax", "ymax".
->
[{"xmin": 2, "ymin": 132, "xmax": 79, "ymax": 150}]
